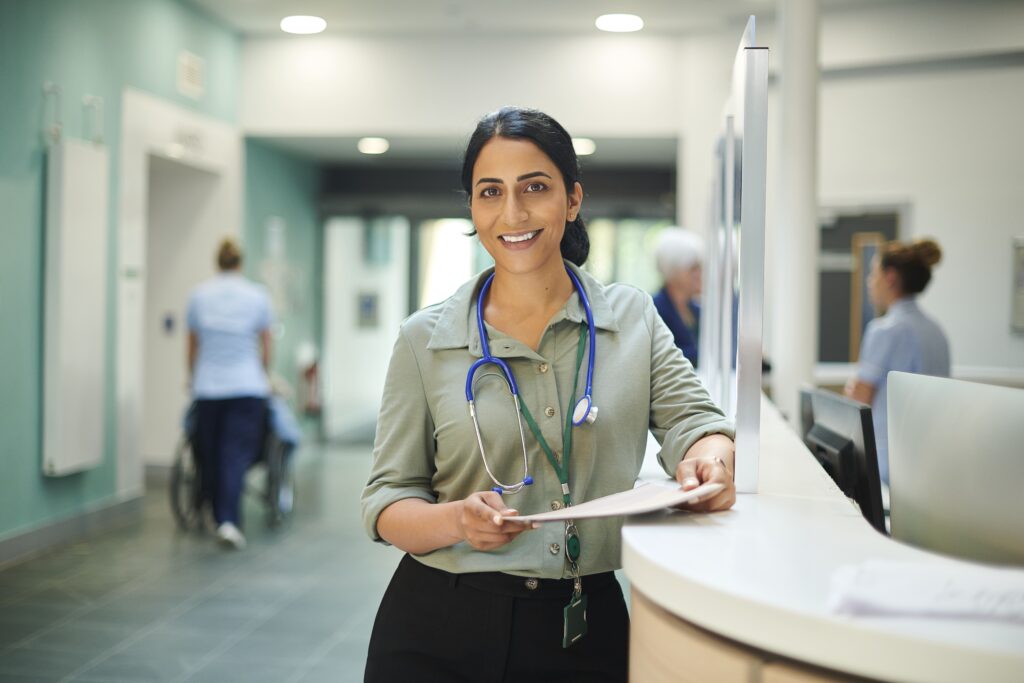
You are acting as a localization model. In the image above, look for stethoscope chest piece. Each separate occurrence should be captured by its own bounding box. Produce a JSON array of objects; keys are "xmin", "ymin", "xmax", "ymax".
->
[{"xmin": 572, "ymin": 396, "xmax": 598, "ymax": 426}]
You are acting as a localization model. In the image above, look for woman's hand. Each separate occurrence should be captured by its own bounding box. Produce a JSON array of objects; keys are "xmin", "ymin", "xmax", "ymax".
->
[
  {"xmin": 457, "ymin": 491, "xmax": 536, "ymax": 551},
  {"xmin": 674, "ymin": 434, "xmax": 736, "ymax": 513}
]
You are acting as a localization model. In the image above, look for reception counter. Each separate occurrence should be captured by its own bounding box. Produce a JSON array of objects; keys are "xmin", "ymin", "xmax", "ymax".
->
[{"xmin": 623, "ymin": 395, "xmax": 1024, "ymax": 682}]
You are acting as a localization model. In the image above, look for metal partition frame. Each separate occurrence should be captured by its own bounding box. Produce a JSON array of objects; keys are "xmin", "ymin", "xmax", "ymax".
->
[{"xmin": 699, "ymin": 17, "xmax": 768, "ymax": 493}]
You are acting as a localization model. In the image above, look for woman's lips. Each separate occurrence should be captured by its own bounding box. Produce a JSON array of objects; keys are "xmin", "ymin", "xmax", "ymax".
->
[{"xmin": 498, "ymin": 229, "xmax": 542, "ymax": 250}]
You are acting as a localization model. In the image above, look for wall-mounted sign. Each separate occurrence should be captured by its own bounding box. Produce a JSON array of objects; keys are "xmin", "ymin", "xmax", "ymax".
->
[
  {"xmin": 177, "ymin": 51, "xmax": 205, "ymax": 100},
  {"xmin": 358, "ymin": 292, "xmax": 379, "ymax": 329}
]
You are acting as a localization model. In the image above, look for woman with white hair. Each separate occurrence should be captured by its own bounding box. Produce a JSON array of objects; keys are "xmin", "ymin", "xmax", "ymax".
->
[{"xmin": 652, "ymin": 227, "xmax": 705, "ymax": 367}]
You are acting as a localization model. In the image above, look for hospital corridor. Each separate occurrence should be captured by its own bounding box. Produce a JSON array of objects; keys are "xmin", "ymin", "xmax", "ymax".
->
[{"xmin": 2, "ymin": 1, "xmax": 1023, "ymax": 682}]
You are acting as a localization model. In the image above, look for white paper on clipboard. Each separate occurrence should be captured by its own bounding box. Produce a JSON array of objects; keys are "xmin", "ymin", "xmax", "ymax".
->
[{"xmin": 502, "ymin": 482, "xmax": 726, "ymax": 524}]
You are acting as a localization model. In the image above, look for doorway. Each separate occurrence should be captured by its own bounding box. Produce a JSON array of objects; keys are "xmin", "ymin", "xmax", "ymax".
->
[
  {"xmin": 141, "ymin": 155, "xmax": 222, "ymax": 466},
  {"xmin": 322, "ymin": 216, "xmax": 410, "ymax": 442},
  {"xmin": 116, "ymin": 88, "xmax": 242, "ymax": 496},
  {"xmin": 818, "ymin": 209, "xmax": 901, "ymax": 362}
]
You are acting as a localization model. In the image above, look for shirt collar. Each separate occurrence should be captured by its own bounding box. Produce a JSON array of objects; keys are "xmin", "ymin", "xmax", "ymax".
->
[
  {"xmin": 889, "ymin": 297, "xmax": 918, "ymax": 315},
  {"xmin": 426, "ymin": 260, "xmax": 620, "ymax": 352}
]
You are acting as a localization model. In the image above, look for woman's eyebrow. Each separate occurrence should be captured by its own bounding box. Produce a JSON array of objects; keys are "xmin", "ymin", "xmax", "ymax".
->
[{"xmin": 474, "ymin": 171, "xmax": 552, "ymax": 186}]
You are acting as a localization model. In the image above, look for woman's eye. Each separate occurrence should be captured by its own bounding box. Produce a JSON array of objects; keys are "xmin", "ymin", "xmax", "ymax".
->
[
  {"xmin": 525, "ymin": 182, "xmax": 547, "ymax": 193},
  {"xmin": 479, "ymin": 187, "xmax": 500, "ymax": 198}
]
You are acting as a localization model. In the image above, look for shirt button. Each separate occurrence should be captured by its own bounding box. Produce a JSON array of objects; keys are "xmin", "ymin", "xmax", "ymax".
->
[
  {"xmin": 544, "ymin": 406, "xmax": 556, "ymax": 417},
  {"xmin": 525, "ymin": 578, "xmax": 539, "ymax": 590},
  {"xmin": 539, "ymin": 362, "xmax": 549, "ymax": 373},
  {"xmin": 549, "ymin": 543, "xmax": 561, "ymax": 555},
  {"xmin": 550, "ymin": 501, "xmax": 562, "ymax": 511}
]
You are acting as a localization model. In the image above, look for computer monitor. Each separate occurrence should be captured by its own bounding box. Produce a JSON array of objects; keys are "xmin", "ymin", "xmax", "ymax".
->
[
  {"xmin": 888, "ymin": 372, "xmax": 1024, "ymax": 565},
  {"xmin": 798, "ymin": 387, "xmax": 886, "ymax": 534}
]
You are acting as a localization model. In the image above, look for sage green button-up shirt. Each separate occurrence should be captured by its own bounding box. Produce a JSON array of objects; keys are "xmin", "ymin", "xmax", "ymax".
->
[{"xmin": 361, "ymin": 262, "xmax": 734, "ymax": 578}]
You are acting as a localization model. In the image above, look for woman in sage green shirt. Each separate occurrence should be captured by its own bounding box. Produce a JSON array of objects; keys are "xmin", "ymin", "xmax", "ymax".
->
[{"xmin": 362, "ymin": 107, "xmax": 736, "ymax": 683}]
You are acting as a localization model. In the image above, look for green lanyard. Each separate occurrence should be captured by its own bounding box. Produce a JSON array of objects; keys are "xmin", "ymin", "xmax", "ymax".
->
[
  {"xmin": 517, "ymin": 323, "xmax": 588, "ymax": 507},
  {"xmin": 516, "ymin": 323, "xmax": 590, "ymax": 648}
]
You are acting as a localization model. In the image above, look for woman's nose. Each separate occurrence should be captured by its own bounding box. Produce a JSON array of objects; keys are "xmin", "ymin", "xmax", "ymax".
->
[{"xmin": 502, "ymin": 195, "xmax": 529, "ymax": 226}]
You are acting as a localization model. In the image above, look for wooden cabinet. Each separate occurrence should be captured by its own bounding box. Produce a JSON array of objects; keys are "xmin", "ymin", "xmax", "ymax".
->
[{"xmin": 630, "ymin": 589, "xmax": 876, "ymax": 683}]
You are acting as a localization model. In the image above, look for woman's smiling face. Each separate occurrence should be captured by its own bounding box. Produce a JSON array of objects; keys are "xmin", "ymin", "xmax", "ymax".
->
[{"xmin": 470, "ymin": 136, "xmax": 582, "ymax": 276}]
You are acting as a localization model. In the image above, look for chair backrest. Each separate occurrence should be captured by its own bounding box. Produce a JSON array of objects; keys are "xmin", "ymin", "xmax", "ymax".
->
[{"xmin": 888, "ymin": 372, "xmax": 1024, "ymax": 565}]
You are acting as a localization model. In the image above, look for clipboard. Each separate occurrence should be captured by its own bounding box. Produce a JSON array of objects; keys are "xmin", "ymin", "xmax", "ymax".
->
[{"xmin": 502, "ymin": 482, "xmax": 726, "ymax": 523}]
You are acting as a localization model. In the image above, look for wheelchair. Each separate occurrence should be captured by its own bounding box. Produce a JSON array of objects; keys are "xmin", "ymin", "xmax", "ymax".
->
[{"xmin": 169, "ymin": 404, "xmax": 295, "ymax": 532}]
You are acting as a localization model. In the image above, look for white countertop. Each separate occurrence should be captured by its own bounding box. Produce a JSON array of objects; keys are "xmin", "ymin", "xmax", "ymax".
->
[{"xmin": 623, "ymin": 395, "xmax": 1024, "ymax": 683}]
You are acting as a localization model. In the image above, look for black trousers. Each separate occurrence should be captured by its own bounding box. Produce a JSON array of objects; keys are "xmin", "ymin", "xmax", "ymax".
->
[{"xmin": 365, "ymin": 554, "xmax": 629, "ymax": 683}]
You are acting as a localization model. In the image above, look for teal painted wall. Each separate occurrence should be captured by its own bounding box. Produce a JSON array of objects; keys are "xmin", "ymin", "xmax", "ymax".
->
[
  {"xmin": 243, "ymin": 140, "xmax": 322, "ymax": 433},
  {"xmin": 0, "ymin": 0, "xmax": 240, "ymax": 539}
]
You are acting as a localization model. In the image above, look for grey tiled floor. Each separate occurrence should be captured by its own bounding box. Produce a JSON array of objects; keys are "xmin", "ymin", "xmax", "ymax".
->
[{"xmin": 0, "ymin": 444, "xmax": 399, "ymax": 682}]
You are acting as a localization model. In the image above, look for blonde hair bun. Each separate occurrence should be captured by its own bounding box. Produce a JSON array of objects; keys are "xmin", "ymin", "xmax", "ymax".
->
[{"xmin": 217, "ymin": 237, "xmax": 242, "ymax": 270}]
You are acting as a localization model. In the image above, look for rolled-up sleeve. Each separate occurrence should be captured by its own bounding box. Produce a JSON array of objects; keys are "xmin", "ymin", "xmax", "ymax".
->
[
  {"xmin": 644, "ymin": 295, "xmax": 735, "ymax": 476},
  {"xmin": 360, "ymin": 329, "xmax": 438, "ymax": 542}
]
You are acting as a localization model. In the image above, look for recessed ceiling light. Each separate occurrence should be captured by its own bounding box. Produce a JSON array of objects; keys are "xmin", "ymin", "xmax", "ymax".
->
[
  {"xmin": 280, "ymin": 15, "xmax": 327, "ymax": 35},
  {"xmin": 595, "ymin": 14, "xmax": 644, "ymax": 33},
  {"xmin": 358, "ymin": 137, "xmax": 390, "ymax": 155},
  {"xmin": 572, "ymin": 138, "xmax": 597, "ymax": 156}
]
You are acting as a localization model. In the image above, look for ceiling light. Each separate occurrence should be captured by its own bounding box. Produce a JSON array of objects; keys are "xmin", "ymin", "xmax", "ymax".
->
[
  {"xmin": 573, "ymin": 138, "xmax": 597, "ymax": 156},
  {"xmin": 358, "ymin": 137, "xmax": 390, "ymax": 155},
  {"xmin": 280, "ymin": 15, "xmax": 327, "ymax": 35},
  {"xmin": 595, "ymin": 14, "xmax": 644, "ymax": 33}
]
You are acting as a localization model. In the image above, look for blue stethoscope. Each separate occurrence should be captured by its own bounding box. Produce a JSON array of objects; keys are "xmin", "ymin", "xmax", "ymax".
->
[{"xmin": 465, "ymin": 266, "xmax": 598, "ymax": 495}]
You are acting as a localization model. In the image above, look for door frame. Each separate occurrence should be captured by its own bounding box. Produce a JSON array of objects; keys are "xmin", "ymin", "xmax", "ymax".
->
[{"xmin": 116, "ymin": 88, "xmax": 241, "ymax": 497}]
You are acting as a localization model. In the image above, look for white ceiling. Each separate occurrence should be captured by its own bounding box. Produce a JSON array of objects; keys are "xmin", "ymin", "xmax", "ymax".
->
[{"xmin": 190, "ymin": 0, "xmax": 784, "ymax": 36}]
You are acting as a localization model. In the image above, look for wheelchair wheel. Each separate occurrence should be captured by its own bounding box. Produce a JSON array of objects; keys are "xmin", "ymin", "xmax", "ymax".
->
[
  {"xmin": 264, "ymin": 437, "xmax": 294, "ymax": 528},
  {"xmin": 169, "ymin": 435, "xmax": 204, "ymax": 531}
]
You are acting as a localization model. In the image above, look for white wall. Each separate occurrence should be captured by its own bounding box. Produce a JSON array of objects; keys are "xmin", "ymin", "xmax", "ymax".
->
[
  {"xmin": 322, "ymin": 217, "xmax": 410, "ymax": 439},
  {"xmin": 142, "ymin": 156, "xmax": 222, "ymax": 466},
  {"xmin": 818, "ymin": 65, "xmax": 1024, "ymax": 372},
  {"xmin": 242, "ymin": 34, "xmax": 683, "ymax": 138}
]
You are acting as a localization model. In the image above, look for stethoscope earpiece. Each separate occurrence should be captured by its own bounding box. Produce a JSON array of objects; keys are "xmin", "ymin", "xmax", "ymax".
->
[{"xmin": 492, "ymin": 475, "xmax": 534, "ymax": 496}]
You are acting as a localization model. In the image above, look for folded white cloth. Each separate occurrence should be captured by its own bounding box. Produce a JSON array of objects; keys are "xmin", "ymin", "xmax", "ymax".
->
[{"xmin": 829, "ymin": 560, "xmax": 1024, "ymax": 623}]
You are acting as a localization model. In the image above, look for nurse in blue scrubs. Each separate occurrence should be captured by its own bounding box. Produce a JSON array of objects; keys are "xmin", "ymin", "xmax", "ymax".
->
[
  {"xmin": 652, "ymin": 227, "xmax": 705, "ymax": 368},
  {"xmin": 187, "ymin": 238, "xmax": 273, "ymax": 549},
  {"xmin": 845, "ymin": 237, "xmax": 950, "ymax": 484}
]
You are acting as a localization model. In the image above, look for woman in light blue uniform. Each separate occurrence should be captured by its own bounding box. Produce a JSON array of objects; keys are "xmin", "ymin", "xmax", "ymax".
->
[
  {"xmin": 187, "ymin": 238, "xmax": 273, "ymax": 549},
  {"xmin": 846, "ymin": 238, "xmax": 950, "ymax": 483}
]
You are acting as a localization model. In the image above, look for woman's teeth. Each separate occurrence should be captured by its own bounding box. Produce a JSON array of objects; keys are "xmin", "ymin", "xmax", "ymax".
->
[{"xmin": 501, "ymin": 231, "xmax": 538, "ymax": 243}]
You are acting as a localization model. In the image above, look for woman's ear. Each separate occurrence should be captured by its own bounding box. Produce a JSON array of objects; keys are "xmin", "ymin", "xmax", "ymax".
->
[
  {"xmin": 568, "ymin": 181, "xmax": 583, "ymax": 220},
  {"xmin": 883, "ymin": 268, "xmax": 901, "ymax": 294}
]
